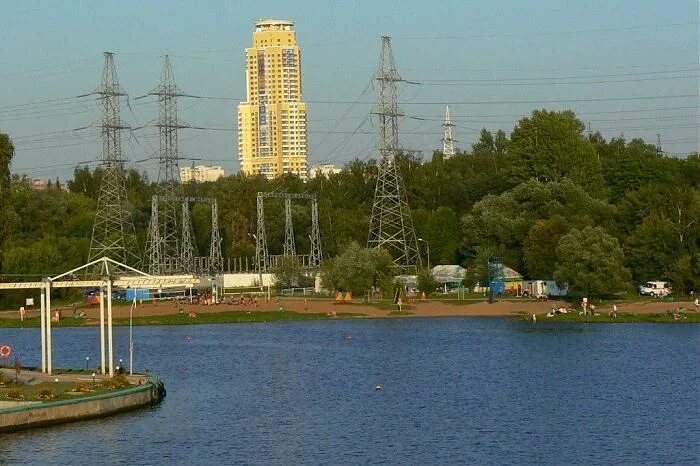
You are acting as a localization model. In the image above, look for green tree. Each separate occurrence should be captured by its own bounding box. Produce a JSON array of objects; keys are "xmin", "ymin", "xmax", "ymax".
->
[
  {"xmin": 554, "ymin": 226, "xmax": 631, "ymax": 298},
  {"xmin": 509, "ymin": 110, "xmax": 604, "ymax": 193},
  {"xmin": 523, "ymin": 215, "xmax": 570, "ymax": 278},
  {"xmin": 623, "ymin": 184, "xmax": 699, "ymax": 284},
  {"xmin": 416, "ymin": 268, "xmax": 438, "ymax": 296},
  {"xmin": 320, "ymin": 242, "xmax": 392, "ymax": 295},
  {"xmin": 472, "ymin": 129, "xmax": 495, "ymax": 155},
  {"xmin": 0, "ymin": 133, "xmax": 15, "ymax": 257},
  {"xmin": 423, "ymin": 206, "xmax": 459, "ymax": 265},
  {"xmin": 462, "ymin": 178, "xmax": 613, "ymax": 274},
  {"xmin": 273, "ymin": 255, "xmax": 303, "ymax": 289}
]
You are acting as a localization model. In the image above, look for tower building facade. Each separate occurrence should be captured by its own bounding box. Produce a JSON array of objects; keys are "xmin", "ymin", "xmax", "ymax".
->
[{"xmin": 238, "ymin": 19, "xmax": 308, "ymax": 180}]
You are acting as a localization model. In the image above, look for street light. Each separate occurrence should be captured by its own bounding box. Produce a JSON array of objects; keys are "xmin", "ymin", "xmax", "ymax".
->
[{"xmin": 417, "ymin": 238, "xmax": 430, "ymax": 270}]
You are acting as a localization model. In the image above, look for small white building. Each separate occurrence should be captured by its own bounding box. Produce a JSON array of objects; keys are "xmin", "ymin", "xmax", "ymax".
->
[
  {"xmin": 180, "ymin": 165, "xmax": 224, "ymax": 183},
  {"xmin": 523, "ymin": 280, "xmax": 569, "ymax": 297},
  {"xmin": 308, "ymin": 164, "xmax": 342, "ymax": 179}
]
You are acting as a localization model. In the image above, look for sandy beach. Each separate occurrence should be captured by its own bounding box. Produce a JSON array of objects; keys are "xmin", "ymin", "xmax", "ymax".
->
[{"xmin": 2, "ymin": 296, "xmax": 690, "ymax": 321}]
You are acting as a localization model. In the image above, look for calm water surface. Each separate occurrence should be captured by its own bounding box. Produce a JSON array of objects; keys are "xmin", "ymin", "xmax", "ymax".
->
[{"xmin": 1, "ymin": 318, "xmax": 698, "ymax": 465}]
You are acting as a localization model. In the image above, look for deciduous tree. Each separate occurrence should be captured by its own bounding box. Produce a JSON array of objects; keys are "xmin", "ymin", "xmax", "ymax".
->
[{"xmin": 554, "ymin": 227, "xmax": 631, "ymax": 298}]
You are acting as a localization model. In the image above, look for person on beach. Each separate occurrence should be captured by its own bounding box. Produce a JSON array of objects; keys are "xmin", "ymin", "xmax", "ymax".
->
[{"xmin": 695, "ymin": 298, "xmax": 699, "ymax": 312}]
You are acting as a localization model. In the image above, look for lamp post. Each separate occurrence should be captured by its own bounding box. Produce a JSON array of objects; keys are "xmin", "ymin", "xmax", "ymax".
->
[{"xmin": 417, "ymin": 238, "xmax": 430, "ymax": 270}]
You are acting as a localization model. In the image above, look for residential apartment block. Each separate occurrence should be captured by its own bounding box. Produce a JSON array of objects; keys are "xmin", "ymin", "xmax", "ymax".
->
[
  {"xmin": 237, "ymin": 19, "xmax": 308, "ymax": 180},
  {"xmin": 179, "ymin": 165, "xmax": 224, "ymax": 183}
]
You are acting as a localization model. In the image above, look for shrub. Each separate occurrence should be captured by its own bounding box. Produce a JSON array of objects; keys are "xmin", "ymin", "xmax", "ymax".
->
[
  {"xmin": 71, "ymin": 383, "xmax": 91, "ymax": 393},
  {"xmin": 104, "ymin": 374, "xmax": 130, "ymax": 389},
  {"xmin": 35, "ymin": 388, "xmax": 55, "ymax": 400},
  {"xmin": 5, "ymin": 389, "xmax": 24, "ymax": 400}
]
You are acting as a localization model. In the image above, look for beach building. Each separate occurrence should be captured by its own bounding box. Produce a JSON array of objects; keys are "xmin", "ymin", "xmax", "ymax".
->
[
  {"xmin": 431, "ymin": 265, "xmax": 467, "ymax": 292},
  {"xmin": 523, "ymin": 280, "xmax": 569, "ymax": 297},
  {"xmin": 489, "ymin": 266, "xmax": 524, "ymax": 296},
  {"xmin": 237, "ymin": 19, "xmax": 308, "ymax": 181}
]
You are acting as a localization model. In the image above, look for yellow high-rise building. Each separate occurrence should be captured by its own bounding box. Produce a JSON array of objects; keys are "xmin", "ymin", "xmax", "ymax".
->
[{"xmin": 238, "ymin": 19, "xmax": 308, "ymax": 180}]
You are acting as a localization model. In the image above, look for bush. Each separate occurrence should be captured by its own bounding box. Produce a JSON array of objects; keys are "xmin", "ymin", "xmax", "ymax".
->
[
  {"xmin": 417, "ymin": 268, "xmax": 438, "ymax": 296},
  {"xmin": 71, "ymin": 383, "xmax": 91, "ymax": 393},
  {"xmin": 34, "ymin": 388, "xmax": 55, "ymax": 400},
  {"xmin": 5, "ymin": 389, "xmax": 24, "ymax": 400},
  {"xmin": 104, "ymin": 374, "xmax": 130, "ymax": 389}
]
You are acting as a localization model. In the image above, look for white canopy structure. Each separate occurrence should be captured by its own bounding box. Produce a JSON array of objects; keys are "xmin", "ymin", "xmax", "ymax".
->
[
  {"xmin": 0, "ymin": 257, "xmax": 198, "ymax": 376},
  {"xmin": 431, "ymin": 265, "xmax": 467, "ymax": 285}
]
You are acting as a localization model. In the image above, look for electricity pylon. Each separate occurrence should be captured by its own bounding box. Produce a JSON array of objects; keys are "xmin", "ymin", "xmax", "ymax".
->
[
  {"xmin": 442, "ymin": 105, "xmax": 456, "ymax": 159},
  {"xmin": 145, "ymin": 55, "xmax": 189, "ymax": 275},
  {"xmin": 367, "ymin": 36, "xmax": 421, "ymax": 273},
  {"xmin": 88, "ymin": 52, "xmax": 141, "ymax": 269}
]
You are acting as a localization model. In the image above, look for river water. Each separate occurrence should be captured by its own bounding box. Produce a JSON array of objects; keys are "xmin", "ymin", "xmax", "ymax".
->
[{"xmin": 1, "ymin": 318, "xmax": 698, "ymax": 465}]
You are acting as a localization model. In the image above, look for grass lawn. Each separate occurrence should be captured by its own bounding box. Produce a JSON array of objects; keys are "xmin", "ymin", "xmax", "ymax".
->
[
  {"xmin": 0, "ymin": 310, "xmax": 365, "ymax": 328},
  {"xmin": 0, "ymin": 372, "xmax": 132, "ymax": 403}
]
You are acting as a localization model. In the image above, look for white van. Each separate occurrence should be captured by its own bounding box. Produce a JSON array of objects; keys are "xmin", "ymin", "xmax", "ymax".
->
[{"xmin": 638, "ymin": 281, "xmax": 671, "ymax": 297}]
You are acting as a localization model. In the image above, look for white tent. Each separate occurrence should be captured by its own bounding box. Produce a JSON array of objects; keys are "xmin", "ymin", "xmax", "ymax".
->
[{"xmin": 431, "ymin": 265, "xmax": 467, "ymax": 285}]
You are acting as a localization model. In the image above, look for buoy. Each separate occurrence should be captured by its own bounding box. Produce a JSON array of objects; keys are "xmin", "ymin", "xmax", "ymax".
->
[{"xmin": 375, "ymin": 384, "xmax": 382, "ymax": 391}]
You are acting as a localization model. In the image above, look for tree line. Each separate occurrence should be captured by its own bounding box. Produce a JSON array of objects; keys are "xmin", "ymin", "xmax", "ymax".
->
[{"xmin": 1, "ymin": 109, "xmax": 698, "ymax": 301}]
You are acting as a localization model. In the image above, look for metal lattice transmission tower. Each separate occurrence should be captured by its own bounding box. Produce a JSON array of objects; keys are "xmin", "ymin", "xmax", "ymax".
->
[
  {"xmin": 88, "ymin": 52, "xmax": 141, "ymax": 268},
  {"xmin": 145, "ymin": 55, "xmax": 189, "ymax": 275},
  {"xmin": 309, "ymin": 197, "xmax": 322, "ymax": 268},
  {"xmin": 367, "ymin": 36, "xmax": 421, "ymax": 273},
  {"xmin": 180, "ymin": 198, "xmax": 195, "ymax": 273},
  {"xmin": 283, "ymin": 198, "xmax": 296, "ymax": 256},
  {"xmin": 209, "ymin": 200, "xmax": 223, "ymax": 274},
  {"xmin": 174, "ymin": 196, "xmax": 222, "ymax": 275},
  {"xmin": 255, "ymin": 193, "xmax": 269, "ymax": 273},
  {"xmin": 256, "ymin": 192, "xmax": 322, "ymax": 272},
  {"xmin": 442, "ymin": 105, "xmax": 456, "ymax": 159}
]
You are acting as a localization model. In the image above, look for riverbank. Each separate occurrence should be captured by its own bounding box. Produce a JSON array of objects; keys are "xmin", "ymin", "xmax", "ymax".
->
[{"xmin": 0, "ymin": 297, "xmax": 696, "ymax": 326}]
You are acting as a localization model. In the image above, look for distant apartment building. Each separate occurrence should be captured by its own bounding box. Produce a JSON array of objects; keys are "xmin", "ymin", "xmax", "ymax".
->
[
  {"xmin": 308, "ymin": 164, "xmax": 342, "ymax": 179},
  {"xmin": 31, "ymin": 179, "xmax": 68, "ymax": 191},
  {"xmin": 237, "ymin": 19, "xmax": 308, "ymax": 181},
  {"xmin": 179, "ymin": 165, "xmax": 224, "ymax": 183}
]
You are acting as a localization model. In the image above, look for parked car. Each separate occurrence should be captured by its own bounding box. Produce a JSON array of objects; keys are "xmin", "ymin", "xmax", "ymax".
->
[{"xmin": 638, "ymin": 281, "xmax": 671, "ymax": 297}]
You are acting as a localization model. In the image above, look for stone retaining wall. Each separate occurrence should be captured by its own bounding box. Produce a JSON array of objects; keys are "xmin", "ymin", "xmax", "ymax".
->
[{"xmin": 0, "ymin": 378, "xmax": 160, "ymax": 433}]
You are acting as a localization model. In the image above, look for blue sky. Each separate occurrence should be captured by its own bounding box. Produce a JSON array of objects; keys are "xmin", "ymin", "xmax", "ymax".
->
[{"xmin": 1, "ymin": 0, "xmax": 698, "ymax": 181}]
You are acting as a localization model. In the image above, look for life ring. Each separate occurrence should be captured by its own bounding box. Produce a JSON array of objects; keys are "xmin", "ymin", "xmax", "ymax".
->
[{"xmin": 0, "ymin": 344, "xmax": 13, "ymax": 359}]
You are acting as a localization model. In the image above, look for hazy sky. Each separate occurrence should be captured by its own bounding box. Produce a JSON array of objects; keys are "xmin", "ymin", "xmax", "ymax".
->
[{"xmin": 1, "ymin": 0, "xmax": 698, "ymax": 181}]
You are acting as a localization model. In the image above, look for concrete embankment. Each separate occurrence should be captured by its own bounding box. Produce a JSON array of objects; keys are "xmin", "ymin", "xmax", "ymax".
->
[{"xmin": 0, "ymin": 375, "xmax": 165, "ymax": 433}]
